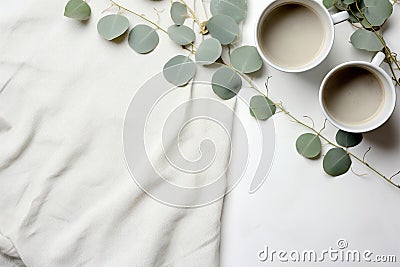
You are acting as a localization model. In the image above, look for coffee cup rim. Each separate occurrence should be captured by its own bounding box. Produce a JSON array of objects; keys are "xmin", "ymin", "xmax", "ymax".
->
[
  {"xmin": 254, "ymin": 0, "xmax": 335, "ymax": 73},
  {"xmin": 319, "ymin": 61, "xmax": 397, "ymax": 133}
]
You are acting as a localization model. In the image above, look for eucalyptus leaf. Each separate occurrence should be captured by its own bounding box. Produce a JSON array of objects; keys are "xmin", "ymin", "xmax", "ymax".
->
[
  {"xmin": 323, "ymin": 0, "xmax": 337, "ymax": 9},
  {"xmin": 249, "ymin": 95, "xmax": 276, "ymax": 121},
  {"xmin": 230, "ymin": 46, "xmax": 262, "ymax": 73},
  {"xmin": 128, "ymin": 25, "xmax": 159, "ymax": 54},
  {"xmin": 170, "ymin": 2, "xmax": 187, "ymax": 26},
  {"xmin": 97, "ymin": 14, "xmax": 129, "ymax": 41},
  {"xmin": 343, "ymin": 0, "xmax": 355, "ymax": 4},
  {"xmin": 211, "ymin": 67, "xmax": 242, "ymax": 100},
  {"xmin": 334, "ymin": 0, "xmax": 348, "ymax": 10},
  {"xmin": 360, "ymin": 19, "xmax": 372, "ymax": 29},
  {"xmin": 350, "ymin": 28, "xmax": 384, "ymax": 51},
  {"xmin": 168, "ymin": 25, "xmax": 196, "ymax": 45},
  {"xmin": 336, "ymin": 130, "xmax": 363, "ymax": 148},
  {"xmin": 323, "ymin": 148, "xmax": 352, "ymax": 177},
  {"xmin": 64, "ymin": 0, "xmax": 91, "ymax": 20},
  {"xmin": 195, "ymin": 38, "xmax": 222, "ymax": 65},
  {"xmin": 206, "ymin": 15, "xmax": 239, "ymax": 45},
  {"xmin": 296, "ymin": 133, "xmax": 322, "ymax": 159},
  {"xmin": 363, "ymin": 0, "xmax": 393, "ymax": 26},
  {"xmin": 348, "ymin": 0, "xmax": 365, "ymax": 19},
  {"xmin": 163, "ymin": 55, "xmax": 196, "ymax": 87},
  {"xmin": 210, "ymin": 0, "xmax": 247, "ymax": 23}
]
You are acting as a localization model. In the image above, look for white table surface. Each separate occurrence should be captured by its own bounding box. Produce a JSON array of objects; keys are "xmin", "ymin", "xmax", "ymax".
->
[{"xmin": 220, "ymin": 1, "xmax": 400, "ymax": 266}]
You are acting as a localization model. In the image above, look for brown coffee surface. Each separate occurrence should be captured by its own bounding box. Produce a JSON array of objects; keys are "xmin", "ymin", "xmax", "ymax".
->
[
  {"xmin": 323, "ymin": 67, "xmax": 384, "ymax": 125},
  {"xmin": 260, "ymin": 3, "xmax": 325, "ymax": 68}
]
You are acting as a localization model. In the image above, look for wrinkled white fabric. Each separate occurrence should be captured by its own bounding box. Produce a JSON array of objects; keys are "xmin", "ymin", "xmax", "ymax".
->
[{"xmin": 0, "ymin": 0, "xmax": 233, "ymax": 266}]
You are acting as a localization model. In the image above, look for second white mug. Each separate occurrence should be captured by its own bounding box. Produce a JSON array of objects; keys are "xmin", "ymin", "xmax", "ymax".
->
[{"xmin": 319, "ymin": 52, "xmax": 396, "ymax": 133}]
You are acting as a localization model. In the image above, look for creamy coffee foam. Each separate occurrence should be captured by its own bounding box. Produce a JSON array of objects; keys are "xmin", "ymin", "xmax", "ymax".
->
[
  {"xmin": 323, "ymin": 66, "xmax": 385, "ymax": 125},
  {"xmin": 259, "ymin": 3, "xmax": 325, "ymax": 68}
]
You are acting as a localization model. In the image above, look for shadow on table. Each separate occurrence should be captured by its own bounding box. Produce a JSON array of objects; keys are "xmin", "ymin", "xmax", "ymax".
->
[{"xmin": 364, "ymin": 113, "xmax": 400, "ymax": 150}]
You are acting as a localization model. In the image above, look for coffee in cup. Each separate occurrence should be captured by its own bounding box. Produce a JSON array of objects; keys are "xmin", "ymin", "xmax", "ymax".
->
[
  {"xmin": 255, "ymin": 0, "xmax": 349, "ymax": 72},
  {"xmin": 319, "ymin": 52, "xmax": 396, "ymax": 133}
]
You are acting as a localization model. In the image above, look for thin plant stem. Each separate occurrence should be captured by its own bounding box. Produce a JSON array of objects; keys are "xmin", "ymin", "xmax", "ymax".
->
[
  {"xmin": 111, "ymin": 0, "xmax": 197, "ymax": 54},
  {"xmin": 232, "ymin": 67, "xmax": 400, "ymax": 190},
  {"xmin": 109, "ymin": 0, "xmax": 168, "ymax": 34},
  {"xmin": 180, "ymin": 0, "xmax": 201, "ymax": 26},
  {"xmin": 351, "ymin": 2, "xmax": 400, "ymax": 85}
]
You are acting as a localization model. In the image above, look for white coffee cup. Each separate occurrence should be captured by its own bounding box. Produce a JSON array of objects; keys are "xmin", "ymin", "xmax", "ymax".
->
[
  {"xmin": 255, "ymin": 0, "xmax": 349, "ymax": 73},
  {"xmin": 319, "ymin": 52, "xmax": 396, "ymax": 133}
]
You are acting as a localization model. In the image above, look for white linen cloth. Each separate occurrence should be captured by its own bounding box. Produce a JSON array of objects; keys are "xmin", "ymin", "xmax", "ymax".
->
[{"xmin": 0, "ymin": 0, "xmax": 233, "ymax": 266}]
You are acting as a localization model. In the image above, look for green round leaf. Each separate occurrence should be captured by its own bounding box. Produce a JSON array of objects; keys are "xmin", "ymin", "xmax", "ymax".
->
[
  {"xmin": 249, "ymin": 95, "xmax": 276, "ymax": 121},
  {"xmin": 230, "ymin": 46, "xmax": 263, "ymax": 73},
  {"xmin": 195, "ymin": 38, "xmax": 222, "ymax": 65},
  {"xmin": 206, "ymin": 15, "xmax": 239, "ymax": 45},
  {"xmin": 348, "ymin": 1, "xmax": 365, "ymax": 19},
  {"xmin": 167, "ymin": 25, "xmax": 196, "ymax": 45},
  {"xmin": 211, "ymin": 67, "xmax": 242, "ymax": 100},
  {"xmin": 350, "ymin": 28, "xmax": 384, "ymax": 52},
  {"xmin": 323, "ymin": 0, "xmax": 336, "ymax": 9},
  {"xmin": 170, "ymin": 2, "xmax": 187, "ymax": 26},
  {"xmin": 64, "ymin": 0, "xmax": 91, "ymax": 20},
  {"xmin": 363, "ymin": 0, "xmax": 393, "ymax": 26},
  {"xmin": 335, "ymin": 130, "xmax": 363, "ymax": 148},
  {"xmin": 210, "ymin": 0, "xmax": 247, "ymax": 23},
  {"xmin": 163, "ymin": 55, "xmax": 196, "ymax": 87},
  {"xmin": 296, "ymin": 133, "xmax": 322, "ymax": 159},
  {"xmin": 359, "ymin": 19, "xmax": 373, "ymax": 28},
  {"xmin": 128, "ymin": 24, "xmax": 159, "ymax": 54},
  {"xmin": 97, "ymin": 14, "xmax": 129, "ymax": 41},
  {"xmin": 323, "ymin": 148, "xmax": 352, "ymax": 177}
]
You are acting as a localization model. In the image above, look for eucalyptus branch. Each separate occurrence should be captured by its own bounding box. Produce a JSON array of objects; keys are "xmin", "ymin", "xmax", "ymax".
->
[
  {"xmin": 109, "ymin": 0, "xmax": 168, "ymax": 34},
  {"xmin": 233, "ymin": 68, "xmax": 400, "ymax": 190},
  {"xmin": 349, "ymin": 2, "xmax": 400, "ymax": 86},
  {"xmin": 110, "ymin": 0, "xmax": 198, "ymax": 54},
  {"xmin": 102, "ymin": 1, "xmax": 400, "ymax": 190}
]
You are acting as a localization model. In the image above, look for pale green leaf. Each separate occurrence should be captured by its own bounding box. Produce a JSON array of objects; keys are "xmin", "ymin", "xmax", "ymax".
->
[
  {"xmin": 323, "ymin": 0, "xmax": 337, "ymax": 9},
  {"xmin": 323, "ymin": 148, "xmax": 352, "ymax": 176},
  {"xmin": 360, "ymin": 19, "xmax": 373, "ymax": 28},
  {"xmin": 128, "ymin": 25, "xmax": 159, "ymax": 54},
  {"xmin": 230, "ymin": 46, "xmax": 262, "ymax": 73},
  {"xmin": 64, "ymin": 0, "xmax": 91, "ymax": 20},
  {"xmin": 168, "ymin": 25, "xmax": 196, "ymax": 45},
  {"xmin": 296, "ymin": 133, "xmax": 322, "ymax": 159},
  {"xmin": 350, "ymin": 28, "xmax": 384, "ymax": 51},
  {"xmin": 163, "ymin": 55, "xmax": 196, "ymax": 87},
  {"xmin": 363, "ymin": 0, "xmax": 393, "ymax": 26},
  {"xmin": 206, "ymin": 15, "xmax": 239, "ymax": 45},
  {"xmin": 97, "ymin": 14, "xmax": 129, "ymax": 41},
  {"xmin": 195, "ymin": 38, "xmax": 222, "ymax": 65},
  {"xmin": 249, "ymin": 95, "xmax": 276, "ymax": 121},
  {"xmin": 211, "ymin": 66, "xmax": 242, "ymax": 100},
  {"xmin": 210, "ymin": 0, "xmax": 247, "ymax": 23},
  {"xmin": 170, "ymin": 2, "xmax": 187, "ymax": 26}
]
